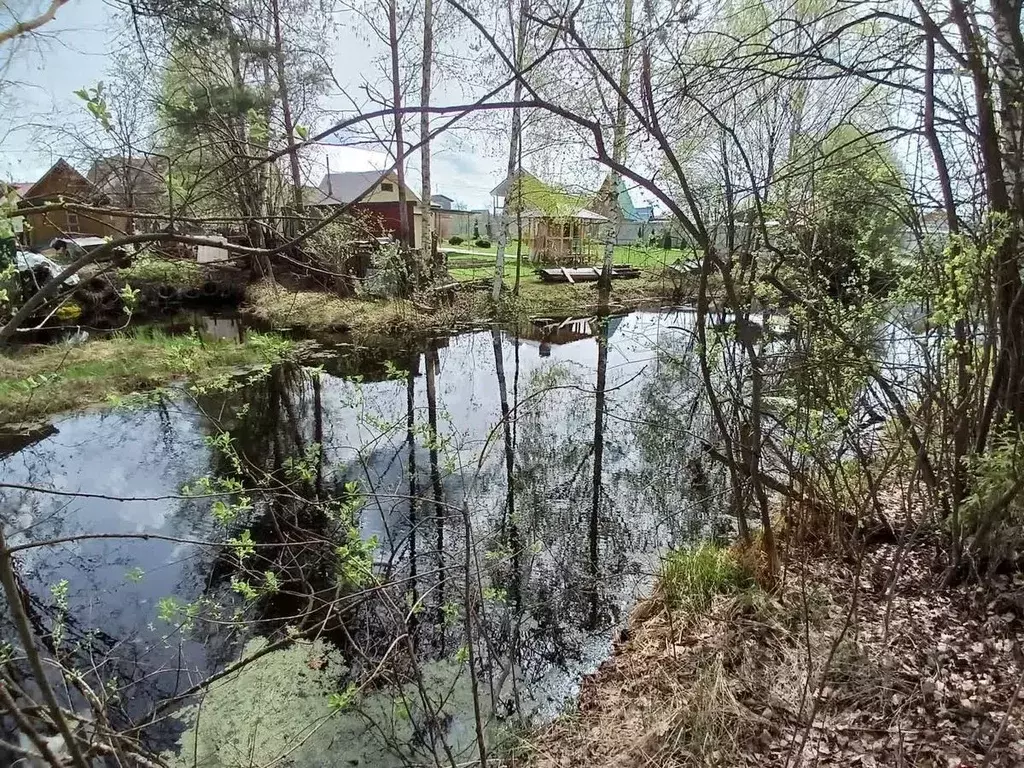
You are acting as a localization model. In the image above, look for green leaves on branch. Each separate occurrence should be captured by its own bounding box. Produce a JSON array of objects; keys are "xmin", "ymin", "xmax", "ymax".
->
[{"xmin": 74, "ymin": 82, "xmax": 113, "ymax": 132}]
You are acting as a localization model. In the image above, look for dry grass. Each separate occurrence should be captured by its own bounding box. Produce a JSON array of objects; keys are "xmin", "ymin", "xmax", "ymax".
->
[
  {"xmin": 244, "ymin": 275, "xmax": 678, "ymax": 340},
  {"xmin": 511, "ymin": 540, "xmax": 1024, "ymax": 768},
  {"xmin": 514, "ymin": 589, "xmax": 783, "ymax": 768},
  {"xmin": 244, "ymin": 282, "xmax": 490, "ymax": 338}
]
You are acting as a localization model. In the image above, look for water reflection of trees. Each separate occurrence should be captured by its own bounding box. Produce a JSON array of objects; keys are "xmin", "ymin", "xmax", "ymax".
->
[{"xmin": 5, "ymin": 315, "xmax": 769, "ymax": 764}]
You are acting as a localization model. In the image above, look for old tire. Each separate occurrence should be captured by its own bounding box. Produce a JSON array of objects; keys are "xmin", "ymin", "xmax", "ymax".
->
[
  {"xmin": 85, "ymin": 276, "xmax": 111, "ymax": 293},
  {"xmin": 156, "ymin": 285, "xmax": 179, "ymax": 304}
]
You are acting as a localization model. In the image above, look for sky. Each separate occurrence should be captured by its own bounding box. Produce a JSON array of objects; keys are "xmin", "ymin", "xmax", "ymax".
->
[
  {"xmin": 0, "ymin": 0, "xmax": 509, "ymax": 210},
  {"xmin": 0, "ymin": 0, "xmax": 664, "ymax": 213}
]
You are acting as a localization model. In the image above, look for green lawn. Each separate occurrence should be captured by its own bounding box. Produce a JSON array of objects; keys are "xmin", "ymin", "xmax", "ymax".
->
[{"xmin": 444, "ymin": 241, "xmax": 696, "ymax": 282}]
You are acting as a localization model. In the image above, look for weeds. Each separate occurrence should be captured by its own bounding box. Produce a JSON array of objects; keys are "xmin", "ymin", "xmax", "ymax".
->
[
  {"xmin": 661, "ymin": 543, "xmax": 753, "ymax": 612},
  {"xmin": 117, "ymin": 254, "xmax": 202, "ymax": 286}
]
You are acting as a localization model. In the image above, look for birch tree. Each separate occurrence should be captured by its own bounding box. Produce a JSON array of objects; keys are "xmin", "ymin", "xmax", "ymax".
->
[{"xmin": 492, "ymin": 0, "xmax": 529, "ymax": 302}]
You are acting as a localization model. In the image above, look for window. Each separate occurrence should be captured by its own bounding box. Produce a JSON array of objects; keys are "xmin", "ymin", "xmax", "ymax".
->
[
  {"xmin": 380, "ymin": 182, "xmax": 394, "ymax": 192},
  {"xmin": 65, "ymin": 212, "xmax": 79, "ymax": 231}
]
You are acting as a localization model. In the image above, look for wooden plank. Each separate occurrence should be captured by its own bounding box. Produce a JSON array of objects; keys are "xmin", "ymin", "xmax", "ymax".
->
[{"xmin": 561, "ymin": 266, "xmax": 575, "ymax": 284}]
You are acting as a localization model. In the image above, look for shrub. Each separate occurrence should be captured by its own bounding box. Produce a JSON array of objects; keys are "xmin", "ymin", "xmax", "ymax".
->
[
  {"xmin": 475, "ymin": 239, "xmax": 491, "ymax": 249},
  {"xmin": 661, "ymin": 543, "xmax": 751, "ymax": 611},
  {"xmin": 118, "ymin": 254, "xmax": 201, "ymax": 286},
  {"xmin": 448, "ymin": 236, "xmax": 464, "ymax": 246}
]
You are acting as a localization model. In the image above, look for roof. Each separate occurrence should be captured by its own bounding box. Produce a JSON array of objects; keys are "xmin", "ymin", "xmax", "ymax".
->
[
  {"xmin": 304, "ymin": 186, "xmax": 346, "ymax": 206},
  {"xmin": 431, "ymin": 193, "xmax": 454, "ymax": 202},
  {"xmin": 495, "ymin": 171, "xmax": 606, "ymax": 221},
  {"xmin": 520, "ymin": 207, "xmax": 607, "ymax": 221},
  {"xmin": 87, "ymin": 156, "xmax": 166, "ymax": 208},
  {"xmin": 317, "ymin": 170, "xmax": 419, "ymax": 204},
  {"xmin": 4, "ymin": 182, "xmax": 33, "ymax": 197},
  {"xmin": 0, "ymin": 182, "xmax": 31, "ymax": 201},
  {"xmin": 491, "ymin": 170, "xmax": 539, "ymax": 198},
  {"xmin": 20, "ymin": 159, "xmax": 100, "ymax": 202},
  {"xmin": 594, "ymin": 175, "xmax": 649, "ymax": 222}
]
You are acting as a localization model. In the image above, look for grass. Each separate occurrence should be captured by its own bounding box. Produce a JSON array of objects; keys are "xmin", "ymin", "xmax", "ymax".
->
[
  {"xmin": 245, "ymin": 267, "xmax": 680, "ymax": 340},
  {"xmin": 118, "ymin": 254, "xmax": 203, "ymax": 286},
  {"xmin": 245, "ymin": 282, "xmax": 492, "ymax": 337},
  {"xmin": 444, "ymin": 241, "xmax": 696, "ymax": 281},
  {"xmin": 0, "ymin": 328, "xmax": 292, "ymax": 423},
  {"xmin": 660, "ymin": 543, "xmax": 753, "ymax": 611}
]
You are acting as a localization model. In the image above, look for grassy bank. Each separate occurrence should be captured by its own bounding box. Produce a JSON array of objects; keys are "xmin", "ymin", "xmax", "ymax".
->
[
  {"xmin": 0, "ymin": 329, "xmax": 292, "ymax": 424},
  {"xmin": 245, "ymin": 268, "xmax": 682, "ymax": 339},
  {"xmin": 513, "ymin": 540, "xmax": 1024, "ymax": 767}
]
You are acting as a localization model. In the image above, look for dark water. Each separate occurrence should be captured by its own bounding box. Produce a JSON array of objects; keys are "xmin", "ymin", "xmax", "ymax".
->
[{"xmin": 2, "ymin": 307, "xmax": 921, "ymax": 765}]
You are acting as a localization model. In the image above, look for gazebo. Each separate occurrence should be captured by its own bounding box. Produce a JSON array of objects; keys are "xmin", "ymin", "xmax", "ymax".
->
[
  {"xmin": 491, "ymin": 171, "xmax": 608, "ymax": 265},
  {"xmin": 519, "ymin": 208, "xmax": 607, "ymax": 264}
]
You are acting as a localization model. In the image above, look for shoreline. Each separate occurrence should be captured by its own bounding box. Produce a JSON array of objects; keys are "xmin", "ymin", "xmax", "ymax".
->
[{"xmin": 511, "ymin": 536, "xmax": 1024, "ymax": 767}]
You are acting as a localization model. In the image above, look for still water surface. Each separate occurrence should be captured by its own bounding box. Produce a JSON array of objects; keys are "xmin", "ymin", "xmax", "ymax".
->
[{"xmin": 1, "ymin": 309, "xmax": 844, "ymax": 763}]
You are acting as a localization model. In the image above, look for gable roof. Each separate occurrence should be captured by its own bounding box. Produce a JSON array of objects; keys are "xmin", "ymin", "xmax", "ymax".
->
[
  {"xmin": 494, "ymin": 170, "xmax": 607, "ymax": 221},
  {"xmin": 593, "ymin": 175, "xmax": 649, "ymax": 223},
  {"xmin": 21, "ymin": 159, "xmax": 101, "ymax": 202},
  {"xmin": 0, "ymin": 182, "xmax": 32, "ymax": 200},
  {"xmin": 317, "ymin": 170, "xmax": 419, "ymax": 204},
  {"xmin": 88, "ymin": 156, "xmax": 165, "ymax": 192}
]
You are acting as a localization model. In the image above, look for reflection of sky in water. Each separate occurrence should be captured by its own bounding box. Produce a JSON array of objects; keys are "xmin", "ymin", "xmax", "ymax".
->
[
  {"xmin": 0, "ymin": 402, "xmax": 228, "ymax": 710},
  {"xmin": 0, "ymin": 311, "xmax": 711, "ymax": 732}
]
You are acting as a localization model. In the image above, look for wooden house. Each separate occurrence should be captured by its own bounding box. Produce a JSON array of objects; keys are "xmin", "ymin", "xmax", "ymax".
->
[
  {"xmin": 590, "ymin": 174, "xmax": 655, "ymax": 245},
  {"xmin": 310, "ymin": 170, "xmax": 422, "ymax": 248},
  {"xmin": 491, "ymin": 171, "xmax": 607, "ymax": 265},
  {"xmin": 87, "ymin": 156, "xmax": 168, "ymax": 232},
  {"xmin": 10, "ymin": 159, "xmax": 123, "ymax": 248}
]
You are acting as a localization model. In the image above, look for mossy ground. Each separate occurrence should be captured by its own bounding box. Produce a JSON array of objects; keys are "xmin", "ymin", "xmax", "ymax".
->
[
  {"xmin": 245, "ymin": 265, "xmax": 686, "ymax": 340},
  {"xmin": 0, "ymin": 328, "xmax": 292, "ymax": 423}
]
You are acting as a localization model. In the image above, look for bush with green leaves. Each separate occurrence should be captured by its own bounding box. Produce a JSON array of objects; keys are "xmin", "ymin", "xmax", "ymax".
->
[
  {"xmin": 768, "ymin": 124, "xmax": 908, "ymax": 301},
  {"xmin": 359, "ymin": 240, "xmax": 409, "ymax": 298},
  {"xmin": 305, "ymin": 216, "xmax": 367, "ymax": 276},
  {"xmin": 448, "ymin": 235, "xmax": 464, "ymax": 246},
  {"xmin": 475, "ymin": 239, "xmax": 491, "ymax": 249},
  {"xmin": 118, "ymin": 253, "xmax": 201, "ymax": 286}
]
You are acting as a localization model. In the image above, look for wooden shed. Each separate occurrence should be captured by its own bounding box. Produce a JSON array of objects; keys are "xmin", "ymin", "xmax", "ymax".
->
[{"xmin": 519, "ymin": 210, "xmax": 607, "ymax": 264}]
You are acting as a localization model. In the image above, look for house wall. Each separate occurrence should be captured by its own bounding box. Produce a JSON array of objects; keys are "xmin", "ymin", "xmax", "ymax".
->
[
  {"xmin": 359, "ymin": 174, "xmax": 420, "ymax": 204},
  {"xmin": 352, "ymin": 201, "xmax": 421, "ymax": 248},
  {"xmin": 615, "ymin": 221, "xmax": 643, "ymax": 245}
]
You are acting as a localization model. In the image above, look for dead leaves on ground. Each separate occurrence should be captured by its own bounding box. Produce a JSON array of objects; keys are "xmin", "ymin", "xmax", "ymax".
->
[{"xmin": 518, "ymin": 541, "xmax": 1024, "ymax": 768}]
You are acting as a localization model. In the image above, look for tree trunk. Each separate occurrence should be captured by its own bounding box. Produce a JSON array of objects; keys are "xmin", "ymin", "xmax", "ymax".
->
[
  {"xmin": 493, "ymin": 0, "xmax": 528, "ymax": 302},
  {"xmin": 420, "ymin": 0, "xmax": 434, "ymax": 277},
  {"xmin": 270, "ymin": 0, "xmax": 304, "ymax": 218},
  {"xmin": 599, "ymin": 0, "xmax": 633, "ymax": 294},
  {"xmin": 387, "ymin": 0, "xmax": 413, "ymax": 285},
  {"xmin": 589, "ymin": 310, "xmax": 610, "ymax": 629}
]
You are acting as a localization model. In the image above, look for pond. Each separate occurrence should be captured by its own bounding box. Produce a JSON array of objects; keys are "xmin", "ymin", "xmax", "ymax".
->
[{"xmin": 0, "ymin": 307, "xmax": 917, "ymax": 765}]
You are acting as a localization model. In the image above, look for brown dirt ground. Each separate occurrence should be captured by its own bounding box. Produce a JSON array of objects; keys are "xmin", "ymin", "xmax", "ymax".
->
[{"xmin": 512, "ymin": 539, "xmax": 1024, "ymax": 768}]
